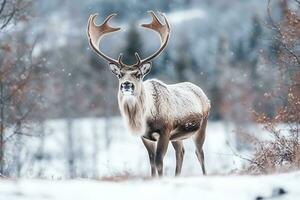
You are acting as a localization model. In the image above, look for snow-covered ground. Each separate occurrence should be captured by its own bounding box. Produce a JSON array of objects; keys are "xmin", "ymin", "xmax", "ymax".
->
[
  {"xmin": 6, "ymin": 117, "xmax": 292, "ymax": 200},
  {"xmin": 1, "ymin": 171, "xmax": 300, "ymax": 200},
  {"xmin": 5, "ymin": 118, "xmax": 248, "ymax": 178}
]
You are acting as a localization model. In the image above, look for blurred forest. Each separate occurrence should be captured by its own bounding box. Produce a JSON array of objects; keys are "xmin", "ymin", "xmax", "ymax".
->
[{"xmin": 0, "ymin": 0, "xmax": 299, "ymax": 178}]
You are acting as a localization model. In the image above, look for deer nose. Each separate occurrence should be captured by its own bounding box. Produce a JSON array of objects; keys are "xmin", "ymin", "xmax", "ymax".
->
[{"xmin": 121, "ymin": 81, "xmax": 134, "ymax": 90}]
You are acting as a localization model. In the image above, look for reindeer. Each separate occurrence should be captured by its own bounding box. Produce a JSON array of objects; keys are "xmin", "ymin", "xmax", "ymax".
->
[{"xmin": 87, "ymin": 11, "xmax": 210, "ymax": 177}]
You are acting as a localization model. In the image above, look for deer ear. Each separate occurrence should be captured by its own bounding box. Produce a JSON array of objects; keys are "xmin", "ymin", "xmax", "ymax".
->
[
  {"xmin": 141, "ymin": 62, "xmax": 152, "ymax": 76},
  {"xmin": 109, "ymin": 63, "xmax": 121, "ymax": 77}
]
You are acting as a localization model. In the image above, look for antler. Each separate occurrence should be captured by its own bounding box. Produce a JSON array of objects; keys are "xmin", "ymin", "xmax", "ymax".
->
[
  {"xmin": 87, "ymin": 11, "xmax": 170, "ymax": 67},
  {"xmin": 87, "ymin": 13, "xmax": 122, "ymax": 65},
  {"xmin": 136, "ymin": 11, "xmax": 170, "ymax": 65}
]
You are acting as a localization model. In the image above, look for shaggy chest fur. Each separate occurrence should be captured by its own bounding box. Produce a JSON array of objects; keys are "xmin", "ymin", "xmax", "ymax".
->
[{"xmin": 118, "ymin": 79, "xmax": 210, "ymax": 139}]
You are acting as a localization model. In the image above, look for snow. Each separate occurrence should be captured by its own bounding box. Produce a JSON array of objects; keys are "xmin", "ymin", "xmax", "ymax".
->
[
  {"xmin": 1, "ymin": 171, "xmax": 300, "ymax": 200},
  {"xmin": 6, "ymin": 118, "xmax": 244, "ymax": 178},
  {"xmin": 1, "ymin": 117, "xmax": 299, "ymax": 199}
]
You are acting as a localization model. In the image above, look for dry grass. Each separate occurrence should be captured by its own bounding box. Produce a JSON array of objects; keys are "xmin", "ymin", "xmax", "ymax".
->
[
  {"xmin": 97, "ymin": 172, "xmax": 152, "ymax": 182},
  {"xmin": 239, "ymin": 74, "xmax": 300, "ymax": 174}
]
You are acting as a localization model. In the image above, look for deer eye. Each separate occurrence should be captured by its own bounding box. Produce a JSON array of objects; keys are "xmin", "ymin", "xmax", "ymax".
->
[
  {"xmin": 117, "ymin": 72, "xmax": 124, "ymax": 79},
  {"xmin": 133, "ymin": 71, "xmax": 142, "ymax": 79}
]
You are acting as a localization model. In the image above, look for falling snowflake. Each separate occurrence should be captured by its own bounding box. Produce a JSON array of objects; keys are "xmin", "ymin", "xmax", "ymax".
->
[{"xmin": 20, "ymin": 74, "xmax": 26, "ymax": 80}]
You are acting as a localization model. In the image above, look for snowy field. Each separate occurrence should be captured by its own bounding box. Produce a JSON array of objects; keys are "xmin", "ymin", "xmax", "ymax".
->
[
  {"xmin": 4, "ymin": 117, "xmax": 248, "ymax": 178},
  {"xmin": 2, "ymin": 118, "xmax": 300, "ymax": 200},
  {"xmin": 5, "ymin": 117, "xmax": 299, "ymax": 200},
  {"xmin": 1, "ymin": 171, "xmax": 300, "ymax": 200}
]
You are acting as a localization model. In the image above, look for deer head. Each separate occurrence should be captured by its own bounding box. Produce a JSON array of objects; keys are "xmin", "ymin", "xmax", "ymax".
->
[{"xmin": 87, "ymin": 11, "xmax": 170, "ymax": 96}]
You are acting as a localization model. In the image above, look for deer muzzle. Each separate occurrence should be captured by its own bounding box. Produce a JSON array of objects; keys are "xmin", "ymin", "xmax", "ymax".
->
[{"xmin": 121, "ymin": 81, "xmax": 135, "ymax": 95}]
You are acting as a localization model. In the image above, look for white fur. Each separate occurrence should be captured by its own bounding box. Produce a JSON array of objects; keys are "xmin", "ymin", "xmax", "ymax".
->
[{"xmin": 119, "ymin": 79, "xmax": 210, "ymax": 136}]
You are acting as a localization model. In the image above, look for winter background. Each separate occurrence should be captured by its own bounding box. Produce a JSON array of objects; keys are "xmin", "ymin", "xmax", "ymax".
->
[{"xmin": 0, "ymin": 0, "xmax": 300, "ymax": 199}]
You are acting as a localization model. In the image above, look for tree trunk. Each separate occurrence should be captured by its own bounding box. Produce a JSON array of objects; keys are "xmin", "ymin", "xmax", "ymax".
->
[
  {"xmin": 92, "ymin": 120, "xmax": 99, "ymax": 178},
  {"xmin": 15, "ymin": 121, "xmax": 22, "ymax": 178},
  {"xmin": 67, "ymin": 119, "xmax": 75, "ymax": 178},
  {"xmin": 0, "ymin": 80, "xmax": 4, "ymax": 175}
]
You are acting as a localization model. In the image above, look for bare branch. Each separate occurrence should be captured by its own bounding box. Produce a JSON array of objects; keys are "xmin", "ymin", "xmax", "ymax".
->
[
  {"xmin": 267, "ymin": 0, "xmax": 300, "ymax": 66},
  {"xmin": 281, "ymin": 42, "xmax": 300, "ymax": 65},
  {"xmin": 4, "ymin": 129, "xmax": 38, "ymax": 143},
  {"xmin": 0, "ymin": 5, "xmax": 16, "ymax": 30},
  {"xmin": 4, "ymin": 40, "xmax": 37, "ymax": 101},
  {"xmin": 0, "ymin": 0, "xmax": 6, "ymax": 16},
  {"xmin": 4, "ymin": 73, "xmax": 31, "ymax": 102},
  {"xmin": 226, "ymin": 141, "xmax": 266, "ymax": 171},
  {"xmin": 15, "ymin": 101, "xmax": 37, "ymax": 122},
  {"xmin": 0, "ymin": 62, "xmax": 14, "ymax": 81}
]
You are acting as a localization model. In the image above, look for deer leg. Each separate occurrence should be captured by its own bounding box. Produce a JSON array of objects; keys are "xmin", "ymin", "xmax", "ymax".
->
[
  {"xmin": 155, "ymin": 133, "xmax": 169, "ymax": 177},
  {"xmin": 193, "ymin": 117, "xmax": 208, "ymax": 175},
  {"xmin": 195, "ymin": 148, "xmax": 206, "ymax": 175},
  {"xmin": 171, "ymin": 140, "xmax": 185, "ymax": 176},
  {"xmin": 141, "ymin": 136, "xmax": 157, "ymax": 177}
]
